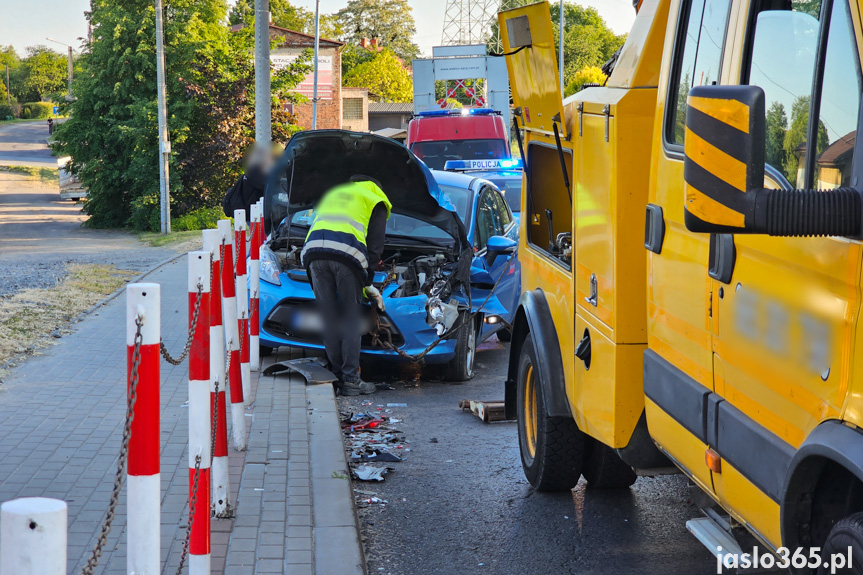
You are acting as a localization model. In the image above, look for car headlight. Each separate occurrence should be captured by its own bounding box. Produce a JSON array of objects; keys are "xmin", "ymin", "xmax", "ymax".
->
[{"xmin": 259, "ymin": 244, "xmax": 282, "ymax": 286}]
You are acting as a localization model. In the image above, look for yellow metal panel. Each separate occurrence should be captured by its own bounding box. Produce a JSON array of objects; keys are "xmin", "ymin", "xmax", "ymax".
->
[
  {"xmin": 711, "ymin": 461, "xmax": 782, "ymax": 549},
  {"xmin": 572, "ymin": 313, "xmax": 646, "ymax": 448},
  {"xmin": 607, "ymin": 0, "xmax": 672, "ymax": 89},
  {"xmin": 499, "ymin": 2, "xmax": 566, "ymax": 136},
  {"xmin": 645, "ymin": 397, "xmax": 715, "ymax": 493}
]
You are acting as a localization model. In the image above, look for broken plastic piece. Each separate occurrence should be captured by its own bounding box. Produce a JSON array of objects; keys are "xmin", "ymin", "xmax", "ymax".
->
[
  {"xmin": 262, "ymin": 357, "xmax": 337, "ymax": 384},
  {"xmin": 354, "ymin": 465, "xmax": 388, "ymax": 482}
]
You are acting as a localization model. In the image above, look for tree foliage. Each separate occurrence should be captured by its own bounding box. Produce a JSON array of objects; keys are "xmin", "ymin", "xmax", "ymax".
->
[
  {"xmin": 341, "ymin": 44, "xmax": 376, "ymax": 78},
  {"xmin": 336, "ymin": 0, "xmax": 420, "ymax": 64},
  {"xmin": 782, "ymin": 96, "xmax": 829, "ymax": 185},
  {"xmin": 53, "ymin": 0, "xmax": 307, "ymax": 230},
  {"xmin": 564, "ymin": 66, "xmax": 606, "ymax": 97},
  {"xmin": 765, "ymin": 101, "xmax": 788, "ymax": 173},
  {"xmin": 343, "ymin": 49, "xmax": 413, "ymax": 103},
  {"xmin": 10, "ymin": 46, "xmax": 68, "ymax": 102},
  {"xmin": 228, "ymin": 0, "xmax": 342, "ymax": 38}
]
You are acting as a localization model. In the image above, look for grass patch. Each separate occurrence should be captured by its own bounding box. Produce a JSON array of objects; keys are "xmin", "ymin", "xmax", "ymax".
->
[
  {"xmin": 0, "ymin": 264, "xmax": 136, "ymax": 378},
  {"xmin": 139, "ymin": 230, "xmax": 202, "ymax": 248},
  {"xmin": 0, "ymin": 165, "xmax": 59, "ymax": 185}
]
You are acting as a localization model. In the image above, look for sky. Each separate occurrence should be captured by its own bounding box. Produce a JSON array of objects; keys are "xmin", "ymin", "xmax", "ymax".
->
[{"xmin": 1, "ymin": 0, "xmax": 637, "ymax": 57}]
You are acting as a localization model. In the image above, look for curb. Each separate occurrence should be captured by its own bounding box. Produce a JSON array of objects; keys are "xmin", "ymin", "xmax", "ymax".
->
[
  {"xmin": 307, "ymin": 383, "xmax": 367, "ymax": 575},
  {"xmin": 69, "ymin": 252, "xmax": 185, "ymax": 326}
]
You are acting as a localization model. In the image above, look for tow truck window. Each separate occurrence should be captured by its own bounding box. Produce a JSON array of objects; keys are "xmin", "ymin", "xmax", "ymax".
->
[
  {"xmin": 744, "ymin": 0, "xmax": 822, "ymax": 188},
  {"xmin": 412, "ymin": 139, "xmax": 509, "ymax": 170},
  {"xmin": 526, "ymin": 143, "xmax": 572, "ymax": 266},
  {"xmin": 666, "ymin": 0, "xmax": 733, "ymax": 147}
]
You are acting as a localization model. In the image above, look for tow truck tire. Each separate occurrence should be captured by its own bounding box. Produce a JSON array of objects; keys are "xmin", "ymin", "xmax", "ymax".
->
[
  {"xmin": 517, "ymin": 334, "xmax": 586, "ymax": 491},
  {"xmin": 582, "ymin": 439, "xmax": 637, "ymax": 489},
  {"xmin": 818, "ymin": 512, "xmax": 863, "ymax": 574},
  {"xmin": 445, "ymin": 313, "xmax": 477, "ymax": 382},
  {"xmin": 260, "ymin": 345, "xmax": 274, "ymax": 358}
]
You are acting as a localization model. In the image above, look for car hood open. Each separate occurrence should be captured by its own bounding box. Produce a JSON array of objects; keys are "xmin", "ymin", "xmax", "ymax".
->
[{"xmin": 264, "ymin": 130, "xmax": 469, "ymax": 252}]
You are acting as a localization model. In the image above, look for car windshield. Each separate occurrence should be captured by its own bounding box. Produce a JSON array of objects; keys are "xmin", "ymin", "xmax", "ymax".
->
[
  {"xmin": 411, "ymin": 139, "xmax": 508, "ymax": 170},
  {"xmin": 487, "ymin": 177, "xmax": 522, "ymax": 213}
]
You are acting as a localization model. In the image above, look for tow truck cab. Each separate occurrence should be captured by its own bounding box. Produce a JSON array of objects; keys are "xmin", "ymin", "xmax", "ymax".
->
[
  {"xmin": 501, "ymin": 0, "xmax": 863, "ymax": 568},
  {"xmin": 406, "ymin": 109, "xmax": 511, "ymax": 171}
]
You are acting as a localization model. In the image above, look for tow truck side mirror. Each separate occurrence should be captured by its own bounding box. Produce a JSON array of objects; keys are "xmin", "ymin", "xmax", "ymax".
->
[{"xmin": 683, "ymin": 85, "xmax": 861, "ymax": 237}]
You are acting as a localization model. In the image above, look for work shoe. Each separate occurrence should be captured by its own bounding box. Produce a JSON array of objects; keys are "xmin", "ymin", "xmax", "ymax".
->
[{"xmin": 340, "ymin": 379, "xmax": 376, "ymax": 396}]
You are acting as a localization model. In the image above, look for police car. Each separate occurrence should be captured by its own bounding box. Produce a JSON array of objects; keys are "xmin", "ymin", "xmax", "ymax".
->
[{"xmin": 443, "ymin": 158, "xmax": 524, "ymax": 218}]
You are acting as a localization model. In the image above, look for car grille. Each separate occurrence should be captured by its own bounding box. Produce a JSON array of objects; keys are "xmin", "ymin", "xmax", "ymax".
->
[{"xmin": 263, "ymin": 299, "xmax": 405, "ymax": 348}]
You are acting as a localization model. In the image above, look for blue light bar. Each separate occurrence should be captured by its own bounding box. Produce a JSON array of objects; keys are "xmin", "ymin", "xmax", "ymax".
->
[
  {"xmin": 444, "ymin": 159, "xmax": 524, "ymax": 171},
  {"xmin": 417, "ymin": 108, "xmax": 499, "ymax": 118}
]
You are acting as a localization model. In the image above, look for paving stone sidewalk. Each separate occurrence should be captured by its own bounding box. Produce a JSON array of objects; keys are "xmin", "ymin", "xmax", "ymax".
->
[{"xmin": 0, "ymin": 257, "xmax": 364, "ymax": 575}]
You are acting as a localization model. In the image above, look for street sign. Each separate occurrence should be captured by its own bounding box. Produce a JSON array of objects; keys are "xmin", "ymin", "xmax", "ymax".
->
[{"xmin": 53, "ymin": 106, "xmax": 59, "ymax": 114}]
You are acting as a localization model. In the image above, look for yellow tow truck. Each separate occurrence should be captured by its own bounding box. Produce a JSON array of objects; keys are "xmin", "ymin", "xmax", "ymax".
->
[{"xmin": 499, "ymin": 0, "xmax": 863, "ymax": 571}]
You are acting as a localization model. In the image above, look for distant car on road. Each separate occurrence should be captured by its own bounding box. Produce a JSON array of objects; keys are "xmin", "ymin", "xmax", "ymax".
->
[{"xmin": 57, "ymin": 156, "xmax": 86, "ymax": 202}]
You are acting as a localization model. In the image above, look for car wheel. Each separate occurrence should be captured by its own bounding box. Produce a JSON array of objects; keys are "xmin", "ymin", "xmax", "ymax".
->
[
  {"xmin": 818, "ymin": 512, "xmax": 863, "ymax": 574},
  {"xmin": 260, "ymin": 345, "xmax": 274, "ymax": 357},
  {"xmin": 517, "ymin": 334, "xmax": 586, "ymax": 491},
  {"xmin": 444, "ymin": 313, "xmax": 476, "ymax": 381},
  {"xmin": 582, "ymin": 439, "xmax": 637, "ymax": 489}
]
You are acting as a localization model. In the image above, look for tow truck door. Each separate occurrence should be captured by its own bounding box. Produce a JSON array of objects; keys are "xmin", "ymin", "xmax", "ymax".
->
[
  {"xmin": 706, "ymin": 0, "xmax": 863, "ymax": 546},
  {"xmin": 498, "ymin": 2, "xmax": 567, "ymax": 139}
]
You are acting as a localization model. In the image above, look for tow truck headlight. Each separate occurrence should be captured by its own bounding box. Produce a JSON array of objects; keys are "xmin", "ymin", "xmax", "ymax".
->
[{"xmin": 259, "ymin": 244, "xmax": 282, "ymax": 286}]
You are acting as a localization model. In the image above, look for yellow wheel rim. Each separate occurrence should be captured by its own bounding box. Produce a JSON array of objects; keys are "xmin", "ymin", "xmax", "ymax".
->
[{"xmin": 524, "ymin": 363, "xmax": 538, "ymax": 459}]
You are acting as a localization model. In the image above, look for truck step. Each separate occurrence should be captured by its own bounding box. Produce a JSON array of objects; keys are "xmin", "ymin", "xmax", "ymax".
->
[{"xmin": 686, "ymin": 516, "xmax": 743, "ymax": 559}]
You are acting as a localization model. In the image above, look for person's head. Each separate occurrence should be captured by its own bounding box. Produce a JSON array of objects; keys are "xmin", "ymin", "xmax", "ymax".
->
[{"xmin": 350, "ymin": 174, "xmax": 383, "ymax": 190}]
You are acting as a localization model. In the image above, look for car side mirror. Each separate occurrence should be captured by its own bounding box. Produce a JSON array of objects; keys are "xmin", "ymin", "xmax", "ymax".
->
[
  {"xmin": 485, "ymin": 235, "xmax": 517, "ymax": 264},
  {"xmin": 683, "ymin": 85, "xmax": 861, "ymax": 237}
]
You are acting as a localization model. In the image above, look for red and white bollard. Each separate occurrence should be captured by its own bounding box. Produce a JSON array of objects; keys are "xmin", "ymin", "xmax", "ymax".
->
[
  {"xmin": 126, "ymin": 283, "xmax": 161, "ymax": 574},
  {"xmin": 217, "ymin": 220, "xmax": 246, "ymax": 451},
  {"xmin": 249, "ymin": 203, "xmax": 262, "ymax": 372},
  {"xmin": 187, "ymin": 252, "xmax": 211, "ymax": 574},
  {"xmin": 0, "ymin": 498, "xmax": 67, "ymax": 575},
  {"xmin": 233, "ymin": 209, "xmax": 252, "ymax": 406},
  {"xmin": 202, "ymin": 230, "xmax": 232, "ymax": 516}
]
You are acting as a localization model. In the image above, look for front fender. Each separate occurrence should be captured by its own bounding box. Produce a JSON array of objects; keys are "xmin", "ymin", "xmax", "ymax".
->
[{"xmin": 505, "ymin": 289, "xmax": 571, "ymax": 420}]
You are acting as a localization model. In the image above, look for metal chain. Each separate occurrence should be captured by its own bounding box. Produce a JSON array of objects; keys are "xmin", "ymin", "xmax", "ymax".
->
[
  {"xmin": 175, "ymin": 454, "xmax": 202, "ymax": 575},
  {"xmin": 80, "ymin": 316, "xmax": 144, "ymax": 575},
  {"xmin": 210, "ymin": 378, "xmax": 220, "ymax": 466},
  {"xmin": 160, "ymin": 282, "xmax": 203, "ymax": 365}
]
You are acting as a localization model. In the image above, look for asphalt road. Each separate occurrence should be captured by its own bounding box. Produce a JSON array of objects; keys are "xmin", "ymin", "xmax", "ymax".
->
[
  {"xmin": 0, "ymin": 121, "xmax": 176, "ymax": 295},
  {"xmin": 340, "ymin": 338, "xmax": 718, "ymax": 575}
]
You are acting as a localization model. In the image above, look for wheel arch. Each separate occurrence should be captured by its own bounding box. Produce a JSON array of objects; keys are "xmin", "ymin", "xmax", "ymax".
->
[
  {"xmin": 504, "ymin": 289, "xmax": 571, "ymax": 421},
  {"xmin": 782, "ymin": 420, "xmax": 863, "ymax": 551}
]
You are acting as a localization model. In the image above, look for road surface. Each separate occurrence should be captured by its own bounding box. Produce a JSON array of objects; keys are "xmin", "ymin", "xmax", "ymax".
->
[
  {"xmin": 340, "ymin": 339, "xmax": 717, "ymax": 575},
  {"xmin": 0, "ymin": 121, "xmax": 176, "ymax": 295}
]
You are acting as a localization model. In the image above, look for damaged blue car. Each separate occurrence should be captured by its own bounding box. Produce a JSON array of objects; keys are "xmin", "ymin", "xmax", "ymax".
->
[{"xmin": 259, "ymin": 130, "xmax": 519, "ymax": 380}]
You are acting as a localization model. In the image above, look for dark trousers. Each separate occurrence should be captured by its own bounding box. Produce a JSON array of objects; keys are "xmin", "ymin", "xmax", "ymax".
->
[{"xmin": 308, "ymin": 259, "xmax": 363, "ymax": 383}]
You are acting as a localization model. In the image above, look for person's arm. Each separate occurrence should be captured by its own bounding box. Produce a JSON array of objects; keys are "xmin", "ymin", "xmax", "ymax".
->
[{"xmin": 365, "ymin": 203, "xmax": 388, "ymax": 285}]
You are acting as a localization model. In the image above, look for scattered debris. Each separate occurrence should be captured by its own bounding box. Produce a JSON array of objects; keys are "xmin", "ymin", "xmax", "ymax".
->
[
  {"xmin": 354, "ymin": 465, "xmax": 389, "ymax": 482},
  {"xmin": 387, "ymin": 403, "xmax": 408, "ymax": 407},
  {"xmin": 459, "ymin": 399, "xmax": 513, "ymax": 423},
  {"xmin": 262, "ymin": 357, "xmax": 337, "ymax": 384},
  {"xmin": 430, "ymin": 437, "xmax": 439, "ymax": 443}
]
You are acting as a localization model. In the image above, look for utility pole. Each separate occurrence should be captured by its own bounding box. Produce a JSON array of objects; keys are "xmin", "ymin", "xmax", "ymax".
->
[
  {"xmin": 154, "ymin": 0, "xmax": 171, "ymax": 234},
  {"xmin": 559, "ymin": 0, "xmax": 565, "ymax": 96},
  {"xmin": 5, "ymin": 66, "xmax": 9, "ymax": 105},
  {"xmin": 46, "ymin": 38, "xmax": 74, "ymax": 96},
  {"xmin": 312, "ymin": 0, "xmax": 320, "ymax": 130},
  {"xmin": 254, "ymin": 0, "xmax": 271, "ymax": 145}
]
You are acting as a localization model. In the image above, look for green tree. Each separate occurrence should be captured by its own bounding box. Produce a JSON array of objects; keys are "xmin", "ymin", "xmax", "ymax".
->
[
  {"xmin": 53, "ymin": 0, "xmax": 298, "ymax": 230},
  {"xmin": 336, "ymin": 0, "xmax": 420, "ymax": 64},
  {"xmin": 229, "ymin": 0, "xmax": 341, "ymax": 38},
  {"xmin": 765, "ymin": 101, "xmax": 788, "ymax": 173},
  {"xmin": 343, "ymin": 49, "xmax": 413, "ymax": 102},
  {"xmin": 11, "ymin": 46, "xmax": 67, "ymax": 102},
  {"xmin": 341, "ymin": 43, "xmax": 376, "ymax": 78},
  {"xmin": 564, "ymin": 66, "xmax": 606, "ymax": 96}
]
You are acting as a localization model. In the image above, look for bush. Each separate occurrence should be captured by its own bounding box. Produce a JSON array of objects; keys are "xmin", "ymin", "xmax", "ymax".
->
[
  {"xmin": 0, "ymin": 104, "xmax": 13, "ymax": 120},
  {"xmin": 22, "ymin": 102, "xmax": 55, "ymax": 119},
  {"xmin": 129, "ymin": 193, "xmax": 162, "ymax": 232},
  {"xmin": 173, "ymin": 206, "xmax": 224, "ymax": 231},
  {"xmin": 21, "ymin": 107, "xmax": 31, "ymax": 119}
]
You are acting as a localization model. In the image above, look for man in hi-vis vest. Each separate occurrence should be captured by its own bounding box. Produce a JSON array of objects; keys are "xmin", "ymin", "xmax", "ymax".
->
[{"xmin": 301, "ymin": 175, "xmax": 391, "ymax": 396}]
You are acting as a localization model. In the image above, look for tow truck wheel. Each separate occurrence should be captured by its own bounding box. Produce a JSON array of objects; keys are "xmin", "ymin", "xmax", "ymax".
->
[
  {"xmin": 445, "ymin": 313, "xmax": 476, "ymax": 382},
  {"xmin": 517, "ymin": 334, "xmax": 586, "ymax": 491},
  {"xmin": 818, "ymin": 512, "xmax": 863, "ymax": 574},
  {"xmin": 582, "ymin": 440, "xmax": 637, "ymax": 489}
]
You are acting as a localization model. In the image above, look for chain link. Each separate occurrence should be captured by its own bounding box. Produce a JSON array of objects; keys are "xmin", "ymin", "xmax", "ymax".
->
[
  {"xmin": 160, "ymin": 282, "xmax": 203, "ymax": 365},
  {"xmin": 80, "ymin": 316, "xmax": 144, "ymax": 575},
  {"xmin": 175, "ymin": 453, "xmax": 202, "ymax": 575}
]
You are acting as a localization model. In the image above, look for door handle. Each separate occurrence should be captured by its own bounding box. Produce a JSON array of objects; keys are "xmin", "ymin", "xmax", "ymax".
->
[{"xmin": 708, "ymin": 233, "xmax": 736, "ymax": 284}]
